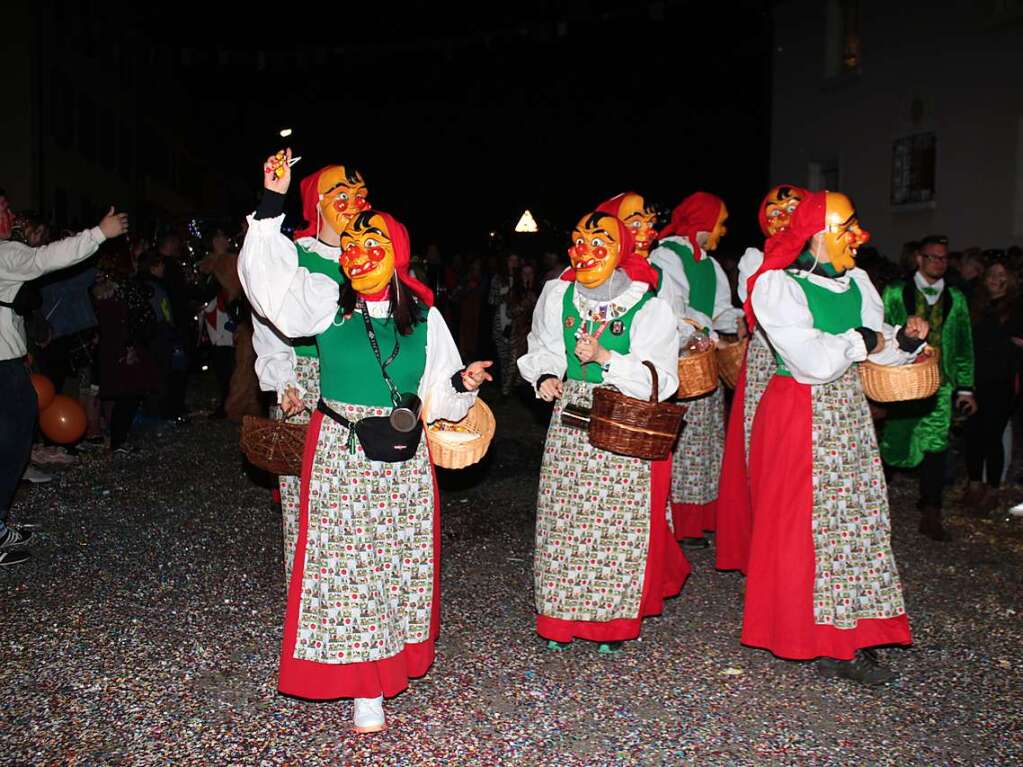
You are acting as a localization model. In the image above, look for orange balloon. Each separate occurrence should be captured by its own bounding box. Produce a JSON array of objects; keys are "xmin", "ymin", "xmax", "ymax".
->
[
  {"xmin": 31, "ymin": 374, "xmax": 55, "ymax": 410},
  {"xmin": 39, "ymin": 394, "xmax": 87, "ymax": 444}
]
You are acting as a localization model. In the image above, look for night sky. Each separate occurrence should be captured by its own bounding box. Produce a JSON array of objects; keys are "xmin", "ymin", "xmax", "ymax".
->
[{"xmin": 142, "ymin": 1, "xmax": 771, "ymax": 256}]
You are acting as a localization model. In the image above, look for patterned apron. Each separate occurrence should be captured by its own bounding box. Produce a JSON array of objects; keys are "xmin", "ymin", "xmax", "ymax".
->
[
  {"xmin": 743, "ymin": 331, "xmax": 776, "ymax": 461},
  {"xmin": 534, "ymin": 380, "xmax": 654, "ymax": 624},
  {"xmin": 810, "ymin": 367, "xmax": 907, "ymax": 627},
  {"xmin": 671, "ymin": 386, "xmax": 725, "ymax": 508},
  {"xmin": 275, "ymin": 354, "xmax": 320, "ymax": 583},
  {"xmin": 291, "ymin": 398, "xmax": 436, "ymax": 664}
]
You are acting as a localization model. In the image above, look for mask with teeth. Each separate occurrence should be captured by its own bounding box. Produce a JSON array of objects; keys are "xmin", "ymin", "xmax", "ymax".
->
[
  {"xmin": 568, "ymin": 211, "xmax": 625, "ymax": 289},
  {"xmin": 598, "ymin": 192, "xmax": 657, "ymax": 260},
  {"xmin": 317, "ymin": 166, "xmax": 369, "ymax": 236},
  {"xmin": 340, "ymin": 212, "xmax": 396, "ymax": 296}
]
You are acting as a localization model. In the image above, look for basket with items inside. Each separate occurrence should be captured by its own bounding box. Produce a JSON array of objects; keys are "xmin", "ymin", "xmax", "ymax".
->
[
  {"xmin": 677, "ymin": 330, "xmax": 719, "ymax": 399},
  {"xmin": 715, "ymin": 337, "xmax": 748, "ymax": 389},
  {"xmin": 426, "ymin": 398, "xmax": 496, "ymax": 469},
  {"xmin": 859, "ymin": 346, "xmax": 941, "ymax": 402}
]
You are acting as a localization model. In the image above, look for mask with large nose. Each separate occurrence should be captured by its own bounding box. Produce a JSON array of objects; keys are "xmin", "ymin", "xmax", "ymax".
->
[{"xmin": 568, "ymin": 212, "xmax": 625, "ymax": 289}]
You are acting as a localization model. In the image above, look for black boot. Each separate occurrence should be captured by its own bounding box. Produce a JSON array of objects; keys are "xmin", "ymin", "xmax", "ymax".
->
[
  {"xmin": 919, "ymin": 503, "xmax": 950, "ymax": 541},
  {"xmin": 817, "ymin": 649, "xmax": 897, "ymax": 686}
]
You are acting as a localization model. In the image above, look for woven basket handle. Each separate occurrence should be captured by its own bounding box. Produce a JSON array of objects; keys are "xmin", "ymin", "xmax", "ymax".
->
[
  {"xmin": 280, "ymin": 405, "xmax": 310, "ymax": 422},
  {"xmin": 643, "ymin": 360, "xmax": 659, "ymax": 403}
]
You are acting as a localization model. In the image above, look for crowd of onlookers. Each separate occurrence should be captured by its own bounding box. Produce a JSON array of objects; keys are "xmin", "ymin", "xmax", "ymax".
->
[
  {"xmin": 1, "ymin": 192, "xmax": 260, "ymax": 486},
  {"xmin": 3, "ymin": 181, "xmax": 1022, "ymax": 570}
]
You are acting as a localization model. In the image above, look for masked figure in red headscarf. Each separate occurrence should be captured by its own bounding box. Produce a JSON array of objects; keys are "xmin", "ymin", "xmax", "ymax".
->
[
  {"xmin": 250, "ymin": 163, "xmax": 370, "ymax": 584},
  {"xmin": 239, "ymin": 150, "xmax": 492, "ymax": 734},
  {"xmin": 743, "ymin": 190, "xmax": 929, "ymax": 685},
  {"xmin": 715, "ymin": 184, "xmax": 807, "ymax": 573},
  {"xmin": 649, "ymin": 192, "xmax": 743, "ymax": 548},
  {"xmin": 517, "ymin": 210, "xmax": 688, "ymax": 654}
]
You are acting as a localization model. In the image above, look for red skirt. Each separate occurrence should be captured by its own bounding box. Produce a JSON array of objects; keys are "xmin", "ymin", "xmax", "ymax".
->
[
  {"xmin": 537, "ymin": 456, "xmax": 690, "ymax": 643},
  {"xmin": 741, "ymin": 375, "xmax": 912, "ymax": 660},
  {"xmin": 277, "ymin": 410, "xmax": 441, "ymax": 700},
  {"xmin": 670, "ymin": 500, "xmax": 716, "ymax": 539},
  {"xmin": 714, "ymin": 354, "xmax": 752, "ymax": 573}
]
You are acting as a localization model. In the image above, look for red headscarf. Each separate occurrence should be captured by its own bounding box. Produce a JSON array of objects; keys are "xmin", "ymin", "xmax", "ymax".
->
[
  {"xmin": 743, "ymin": 190, "xmax": 827, "ymax": 329},
  {"xmin": 757, "ymin": 184, "xmax": 810, "ymax": 237},
  {"xmin": 357, "ymin": 210, "xmax": 434, "ymax": 308},
  {"xmin": 658, "ymin": 191, "xmax": 724, "ymax": 262},
  {"xmin": 559, "ymin": 210, "xmax": 658, "ymax": 288}
]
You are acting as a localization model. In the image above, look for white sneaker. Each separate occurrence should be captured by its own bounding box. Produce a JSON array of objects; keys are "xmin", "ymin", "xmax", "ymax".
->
[
  {"xmin": 22, "ymin": 465, "xmax": 53, "ymax": 484},
  {"xmin": 353, "ymin": 696, "xmax": 386, "ymax": 734},
  {"xmin": 1009, "ymin": 501, "xmax": 1023, "ymax": 518}
]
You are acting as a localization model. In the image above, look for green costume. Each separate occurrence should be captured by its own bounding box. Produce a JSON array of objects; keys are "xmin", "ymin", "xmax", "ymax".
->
[{"xmin": 879, "ymin": 279, "xmax": 974, "ymax": 467}]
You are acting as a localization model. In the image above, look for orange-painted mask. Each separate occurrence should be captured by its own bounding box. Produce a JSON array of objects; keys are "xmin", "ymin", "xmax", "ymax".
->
[
  {"xmin": 340, "ymin": 212, "xmax": 395, "ymax": 295},
  {"xmin": 616, "ymin": 193, "xmax": 657, "ymax": 260},
  {"xmin": 701, "ymin": 204, "xmax": 729, "ymax": 251},
  {"xmin": 568, "ymin": 212, "xmax": 625, "ymax": 289},
  {"xmin": 821, "ymin": 192, "xmax": 870, "ymax": 272},
  {"xmin": 318, "ymin": 166, "xmax": 369, "ymax": 235},
  {"xmin": 759, "ymin": 185, "xmax": 805, "ymax": 237}
]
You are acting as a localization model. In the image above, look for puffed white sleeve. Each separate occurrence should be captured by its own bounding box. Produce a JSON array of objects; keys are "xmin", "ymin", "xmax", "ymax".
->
[
  {"xmin": 237, "ymin": 212, "xmax": 340, "ymax": 339},
  {"xmin": 851, "ymin": 268, "xmax": 923, "ymax": 366},
  {"xmin": 419, "ymin": 307, "xmax": 477, "ymax": 422},
  {"xmin": 251, "ymin": 312, "xmax": 300, "ymax": 397},
  {"xmin": 603, "ymin": 296, "xmax": 680, "ymax": 401},
  {"xmin": 736, "ymin": 247, "xmax": 763, "ymax": 304},
  {"xmin": 711, "ymin": 256, "xmax": 743, "ymax": 334},
  {"xmin": 752, "ymin": 270, "xmax": 867, "ymax": 385},
  {"xmin": 516, "ymin": 279, "xmax": 569, "ymax": 390}
]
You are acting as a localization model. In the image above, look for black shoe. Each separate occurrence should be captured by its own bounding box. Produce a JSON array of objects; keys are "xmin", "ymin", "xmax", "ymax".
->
[
  {"xmin": 681, "ymin": 537, "xmax": 710, "ymax": 549},
  {"xmin": 919, "ymin": 504, "xmax": 950, "ymax": 541},
  {"xmin": 0, "ymin": 550, "xmax": 30, "ymax": 567},
  {"xmin": 0, "ymin": 528, "xmax": 35, "ymax": 550},
  {"xmin": 817, "ymin": 649, "xmax": 897, "ymax": 686}
]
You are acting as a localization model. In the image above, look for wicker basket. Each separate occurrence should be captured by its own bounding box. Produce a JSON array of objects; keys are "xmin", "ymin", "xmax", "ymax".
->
[
  {"xmin": 589, "ymin": 361, "xmax": 687, "ymax": 460},
  {"xmin": 859, "ymin": 348, "xmax": 941, "ymax": 402},
  {"xmin": 716, "ymin": 339, "xmax": 748, "ymax": 389},
  {"xmin": 677, "ymin": 347, "xmax": 719, "ymax": 399},
  {"xmin": 426, "ymin": 398, "xmax": 496, "ymax": 469},
  {"xmin": 240, "ymin": 414, "xmax": 308, "ymax": 475}
]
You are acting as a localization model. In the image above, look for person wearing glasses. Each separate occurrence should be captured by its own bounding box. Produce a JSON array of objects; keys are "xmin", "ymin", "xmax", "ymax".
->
[{"xmin": 879, "ymin": 235, "xmax": 976, "ymax": 541}]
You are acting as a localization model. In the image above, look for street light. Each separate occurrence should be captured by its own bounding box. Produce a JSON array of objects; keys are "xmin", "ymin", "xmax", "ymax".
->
[{"xmin": 279, "ymin": 128, "xmax": 293, "ymax": 138}]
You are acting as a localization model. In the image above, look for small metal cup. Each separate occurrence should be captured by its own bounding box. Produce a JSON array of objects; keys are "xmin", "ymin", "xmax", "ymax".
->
[{"xmin": 390, "ymin": 393, "xmax": 423, "ymax": 432}]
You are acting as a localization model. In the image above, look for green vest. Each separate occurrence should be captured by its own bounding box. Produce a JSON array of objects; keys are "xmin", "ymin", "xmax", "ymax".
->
[
  {"xmin": 659, "ymin": 238, "xmax": 716, "ymax": 318},
  {"xmin": 775, "ymin": 270, "xmax": 863, "ymax": 376},
  {"xmin": 316, "ymin": 308, "xmax": 428, "ymax": 406},
  {"xmin": 294, "ymin": 242, "xmax": 344, "ymax": 359},
  {"xmin": 562, "ymin": 283, "xmax": 653, "ymax": 384}
]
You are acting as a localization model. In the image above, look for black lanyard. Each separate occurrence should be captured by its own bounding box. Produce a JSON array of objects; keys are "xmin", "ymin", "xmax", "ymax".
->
[{"xmin": 358, "ymin": 299, "xmax": 403, "ymax": 407}]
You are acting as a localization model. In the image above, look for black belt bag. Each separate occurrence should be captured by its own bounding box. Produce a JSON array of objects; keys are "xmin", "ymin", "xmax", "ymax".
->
[{"xmin": 318, "ymin": 399, "xmax": 423, "ymax": 463}]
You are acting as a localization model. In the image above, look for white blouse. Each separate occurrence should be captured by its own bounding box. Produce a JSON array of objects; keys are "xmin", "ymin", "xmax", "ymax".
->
[
  {"xmin": 238, "ymin": 212, "xmax": 476, "ymax": 421},
  {"xmin": 250, "ymin": 236, "xmax": 340, "ymax": 398},
  {"xmin": 516, "ymin": 275, "xmax": 680, "ymax": 401},
  {"xmin": 751, "ymin": 267, "xmax": 921, "ymax": 385},
  {"xmin": 736, "ymin": 246, "xmax": 764, "ymax": 304},
  {"xmin": 649, "ymin": 235, "xmax": 744, "ymax": 336}
]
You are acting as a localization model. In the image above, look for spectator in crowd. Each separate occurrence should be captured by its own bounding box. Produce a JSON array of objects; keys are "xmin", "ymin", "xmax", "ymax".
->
[
  {"xmin": 509, "ymin": 260, "xmax": 539, "ymax": 391},
  {"xmin": 138, "ymin": 250, "xmax": 178, "ymax": 418},
  {"xmin": 540, "ymin": 250, "xmax": 564, "ymax": 283},
  {"xmin": 93, "ymin": 240, "xmax": 159, "ymax": 454},
  {"xmin": 489, "ymin": 251, "xmax": 521, "ymax": 396},
  {"xmin": 958, "ymin": 248, "xmax": 985, "ymax": 298},
  {"xmin": 156, "ymin": 234, "xmax": 193, "ymax": 422},
  {"xmin": 456, "ymin": 256, "xmax": 485, "ymax": 360},
  {"xmin": 880, "ymin": 234, "xmax": 976, "ymax": 541},
  {"xmin": 963, "ymin": 260, "xmax": 1023, "ymax": 511},
  {"xmin": 0, "ymin": 206, "xmax": 128, "ymax": 566},
  {"xmin": 0, "ymin": 189, "xmax": 12, "ymax": 240},
  {"xmin": 198, "ymin": 227, "xmax": 239, "ymax": 419}
]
